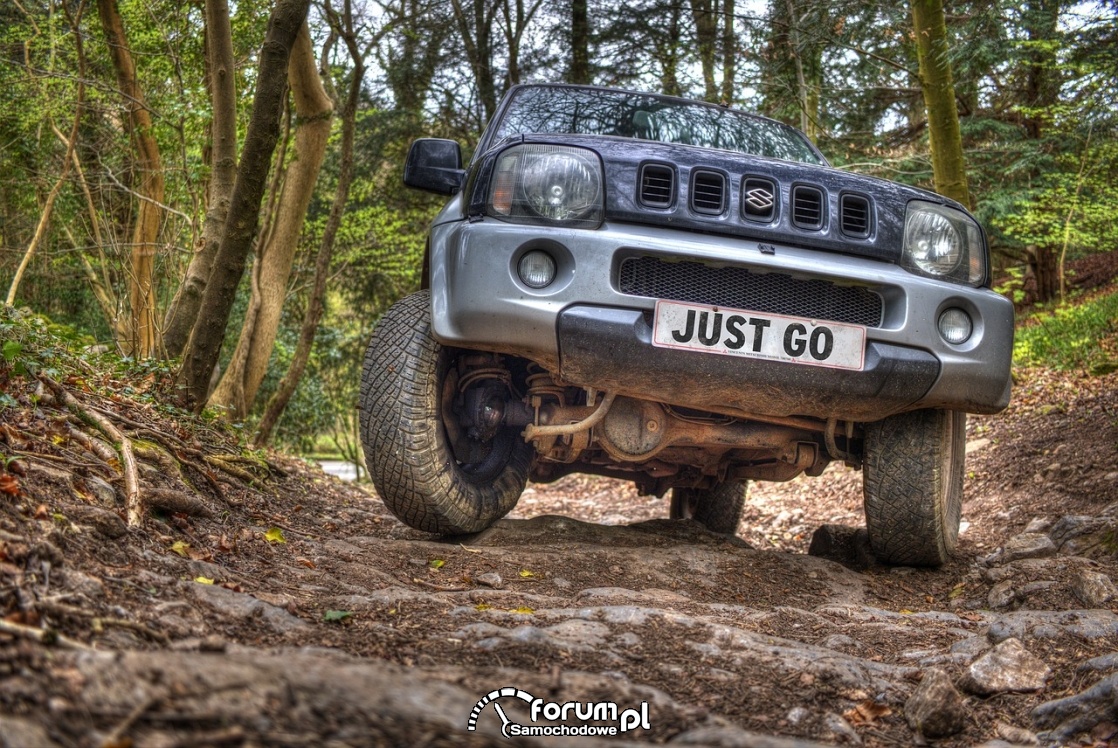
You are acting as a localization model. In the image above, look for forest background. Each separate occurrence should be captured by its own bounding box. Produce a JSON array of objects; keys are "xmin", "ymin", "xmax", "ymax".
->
[{"xmin": 1, "ymin": 0, "xmax": 1116, "ymax": 458}]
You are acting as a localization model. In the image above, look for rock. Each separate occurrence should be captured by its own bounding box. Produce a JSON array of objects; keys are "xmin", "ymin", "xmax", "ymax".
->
[
  {"xmin": 950, "ymin": 637, "xmax": 989, "ymax": 657},
  {"xmin": 187, "ymin": 582, "xmax": 309, "ymax": 634},
  {"xmin": 1032, "ymin": 672, "xmax": 1118, "ymax": 743},
  {"xmin": 995, "ymin": 720, "xmax": 1039, "ymax": 745},
  {"xmin": 1079, "ymin": 653, "xmax": 1118, "ymax": 674},
  {"xmin": 0, "ymin": 715, "xmax": 54, "ymax": 748},
  {"xmin": 81, "ymin": 475, "xmax": 118, "ymax": 505},
  {"xmin": 962, "ymin": 638, "xmax": 1050, "ymax": 695},
  {"xmin": 966, "ymin": 438, "xmax": 990, "ymax": 454},
  {"xmin": 65, "ymin": 505, "xmax": 128, "ymax": 539},
  {"xmin": 989, "ymin": 580, "xmax": 1017, "ymax": 609},
  {"xmin": 986, "ymin": 566, "xmax": 1012, "ymax": 583},
  {"xmin": 1071, "ymin": 569, "xmax": 1117, "ymax": 607},
  {"xmin": 670, "ymin": 726, "xmax": 837, "ymax": 746},
  {"xmin": 807, "ymin": 525, "xmax": 875, "ymax": 570},
  {"xmin": 476, "ymin": 572, "xmax": 502, "ymax": 588},
  {"xmin": 1024, "ymin": 518, "xmax": 1050, "ymax": 534},
  {"xmin": 1018, "ymin": 580, "xmax": 1057, "ymax": 598},
  {"xmin": 905, "ymin": 668, "xmax": 967, "ymax": 738},
  {"xmin": 994, "ymin": 533, "xmax": 1057, "ymax": 564},
  {"xmin": 1048, "ymin": 515, "xmax": 1111, "ymax": 555},
  {"xmin": 822, "ymin": 713, "xmax": 862, "ymax": 745},
  {"xmin": 61, "ymin": 570, "xmax": 106, "ymax": 599},
  {"xmin": 819, "ymin": 634, "xmax": 862, "ymax": 653},
  {"xmin": 986, "ymin": 610, "xmax": 1118, "ymax": 642}
]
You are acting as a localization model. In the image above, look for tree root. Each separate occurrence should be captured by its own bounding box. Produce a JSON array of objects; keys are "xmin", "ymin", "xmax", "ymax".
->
[
  {"xmin": 145, "ymin": 488, "xmax": 213, "ymax": 518},
  {"xmin": 40, "ymin": 376, "xmax": 142, "ymax": 527},
  {"xmin": 203, "ymin": 455, "xmax": 263, "ymax": 486}
]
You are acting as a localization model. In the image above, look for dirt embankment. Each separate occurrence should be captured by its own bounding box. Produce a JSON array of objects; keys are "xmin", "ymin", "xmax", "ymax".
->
[{"xmin": 1, "ymin": 368, "xmax": 1117, "ymax": 747}]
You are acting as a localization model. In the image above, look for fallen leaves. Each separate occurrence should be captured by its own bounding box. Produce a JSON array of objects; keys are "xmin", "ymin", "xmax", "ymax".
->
[
  {"xmin": 170, "ymin": 541, "xmax": 190, "ymax": 558},
  {"xmin": 0, "ymin": 474, "xmax": 19, "ymax": 497},
  {"xmin": 843, "ymin": 699, "xmax": 892, "ymax": 726}
]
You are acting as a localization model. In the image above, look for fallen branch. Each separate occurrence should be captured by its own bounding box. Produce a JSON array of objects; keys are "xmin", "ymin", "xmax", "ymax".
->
[
  {"xmin": 40, "ymin": 376, "xmax": 142, "ymax": 527},
  {"xmin": 101, "ymin": 694, "xmax": 162, "ymax": 748},
  {"xmin": 410, "ymin": 577, "xmax": 471, "ymax": 592},
  {"xmin": 36, "ymin": 600, "xmax": 170, "ymax": 645},
  {"xmin": 0, "ymin": 618, "xmax": 96, "ymax": 651}
]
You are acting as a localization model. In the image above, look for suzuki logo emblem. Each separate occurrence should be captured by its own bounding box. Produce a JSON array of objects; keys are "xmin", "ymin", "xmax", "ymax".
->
[{"xmin": 745, "ymin": 187, "xmax": 774, "ymax": 212}]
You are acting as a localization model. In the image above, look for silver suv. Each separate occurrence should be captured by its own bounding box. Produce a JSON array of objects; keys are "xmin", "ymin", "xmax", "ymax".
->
[{"xmin": 360, "ymin": 84, "xmax": 1013, "ymax": 566}]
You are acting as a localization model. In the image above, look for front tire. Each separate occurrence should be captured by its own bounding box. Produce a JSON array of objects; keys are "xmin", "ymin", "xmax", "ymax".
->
[
  {"xmin": 670, "ymin": 481, "xmax": 748, "ymax": 535},
  {"xmin": 862, "ymin": 409, "xmax": 965, "ymax": 567},
  {"xmin": 359, "ymin": 291, "xmax": 532, "ymax": 534}
]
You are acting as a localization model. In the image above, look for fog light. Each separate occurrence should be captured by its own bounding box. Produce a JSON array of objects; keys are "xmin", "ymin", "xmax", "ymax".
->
[
  {"xmin": 938, "ymin": 308, "xmax": 972, "ymax": 344},
  {"xmin": 518, "ymin": 250, "xmax": 556, "ymax": 288}
]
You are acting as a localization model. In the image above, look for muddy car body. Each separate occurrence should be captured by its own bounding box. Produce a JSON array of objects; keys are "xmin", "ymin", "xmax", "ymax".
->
[{"xmin": 360, "ymin": 84, "xmax": 1014, "ymax": 566}]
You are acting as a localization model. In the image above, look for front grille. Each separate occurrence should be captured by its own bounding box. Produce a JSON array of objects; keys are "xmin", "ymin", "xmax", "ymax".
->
[
  {"xmin": 639, "ymin": 163, "xmax": 674, "ymax": 208},
  {"xmin": 840, "ymin": 194, "xmax": 871, "ymax": 237},
  {"xmin": 618, "ymin": 255, "xmax": 883, "ymax": 327},
  {"xmin": 690, "ymin": 171, "xmax": 726, "ymax": 215},
  {"xmin": 791, "ymin": 185, "xmax": 825, "ymax": 230}
]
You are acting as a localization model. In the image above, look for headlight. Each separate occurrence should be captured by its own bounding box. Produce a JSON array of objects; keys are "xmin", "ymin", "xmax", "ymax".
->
[
  {"xmin": 488, "ymin": 145, "xmax": 603, "ymax": 228},
  {"xmin": 902, "ymin": 201, "xmax": 986, "ymax": 286}
]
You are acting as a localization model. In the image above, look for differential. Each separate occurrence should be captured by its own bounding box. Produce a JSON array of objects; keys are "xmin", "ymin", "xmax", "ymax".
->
[{"xmin": 597, "ymin": 396, "xmax": 667, "ymax": 459}]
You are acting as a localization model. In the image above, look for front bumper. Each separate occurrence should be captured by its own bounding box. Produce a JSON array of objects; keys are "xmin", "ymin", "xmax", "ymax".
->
[{"xmin": 428, "ymin": 218, "xmax": 1013, "ymax": 422}]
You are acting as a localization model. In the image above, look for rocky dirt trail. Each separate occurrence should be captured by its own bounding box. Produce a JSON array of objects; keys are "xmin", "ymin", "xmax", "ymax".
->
[{"xmin": 1, "ymin": 367, "xmax": 1117, "ymax": 747}]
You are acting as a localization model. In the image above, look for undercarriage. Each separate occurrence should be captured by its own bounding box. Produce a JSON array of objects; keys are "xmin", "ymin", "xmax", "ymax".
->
[{"xmin": 444, "ymin": 353, "xmax": 859, "ymax": 498}]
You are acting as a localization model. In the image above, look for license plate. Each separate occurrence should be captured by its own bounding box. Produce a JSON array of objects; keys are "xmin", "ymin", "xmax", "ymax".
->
[{"xmin": 651, "ymin": 300, "xmax": 866, "ymax": 371}]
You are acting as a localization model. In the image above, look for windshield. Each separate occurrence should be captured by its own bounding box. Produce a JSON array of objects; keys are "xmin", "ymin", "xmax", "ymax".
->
[{"xmin": 490, "ymin": 86, "xmax": 823, "ymax": 165}]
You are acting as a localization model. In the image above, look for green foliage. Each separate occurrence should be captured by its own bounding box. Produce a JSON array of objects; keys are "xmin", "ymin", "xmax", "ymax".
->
[
  {"xmin": 3, "ymin": 0, "xmax": 1118, "ymax": 455},
  {"xmin": 0, "ymin": 306, "xmax": 94, "ymax": 382},
  {"xmin": 1014, "ymin": 288, "xmax": 1118, "ymax": 374},
  {"xmin": 992, "ymin": 136, "xmax": 1118, "ymax": 258}
]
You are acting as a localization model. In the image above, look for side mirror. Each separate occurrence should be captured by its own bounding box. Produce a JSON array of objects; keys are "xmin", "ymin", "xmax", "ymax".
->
[{"xmin": 404, "ymin": 139, "xmax": 466, "ymax": 195}]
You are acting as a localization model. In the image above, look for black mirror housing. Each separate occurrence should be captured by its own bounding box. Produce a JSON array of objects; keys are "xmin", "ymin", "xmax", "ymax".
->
[{"xmin": 404, "ymin": 139, "xmax": 466, "ymax": 195}]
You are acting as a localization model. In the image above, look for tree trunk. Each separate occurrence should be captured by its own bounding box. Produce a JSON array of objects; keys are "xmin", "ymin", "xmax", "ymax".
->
[
  {"xmin": 176, "ymin": 0, "xmax": 313, "ymax": 412},
  {"xmin": 1019, "ymin": 0, "xmax": 1062, "ymax": 302},
  {"xmin": 162, "ymin": 0, "xmax": 238, "ymax": 358},
  {"xmin": 255, "ymin": 5, "xmax": 363, "ymax": 447},
  {"xmin": 719, "ymin": 0, "xmax": 735, "ymax": 104},
  {"xmin": 1027, "ymin": 244, "xmax": 1059, "ymax": 302},
  {"xmin": 658, "ymin": 5, "xmax": 682, "ymax": 97},
  {"xmin": 570, "ymin": 0, "xmax": 590, "ymax": 83},
  {"xmin": 450, "ymin": 0, "xmax": 498, "ymax": 120},
  {"xmin": 209, "ymin": 22, "xmax": 333, "ymax": 419},
  {"xmin": 691, "ymin": 0, "xmax": 719, "ymax": 102},
  {"xmin": 911, "ymin": 0, "xmax": 971, "ymax": 207},
  {"xmin": 501, "ymin": 0, "xmax": 543, "ymax": 88},
  {"xmin": 97, "ymin": 0, "xmax": 165, "ymax": 358}
]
